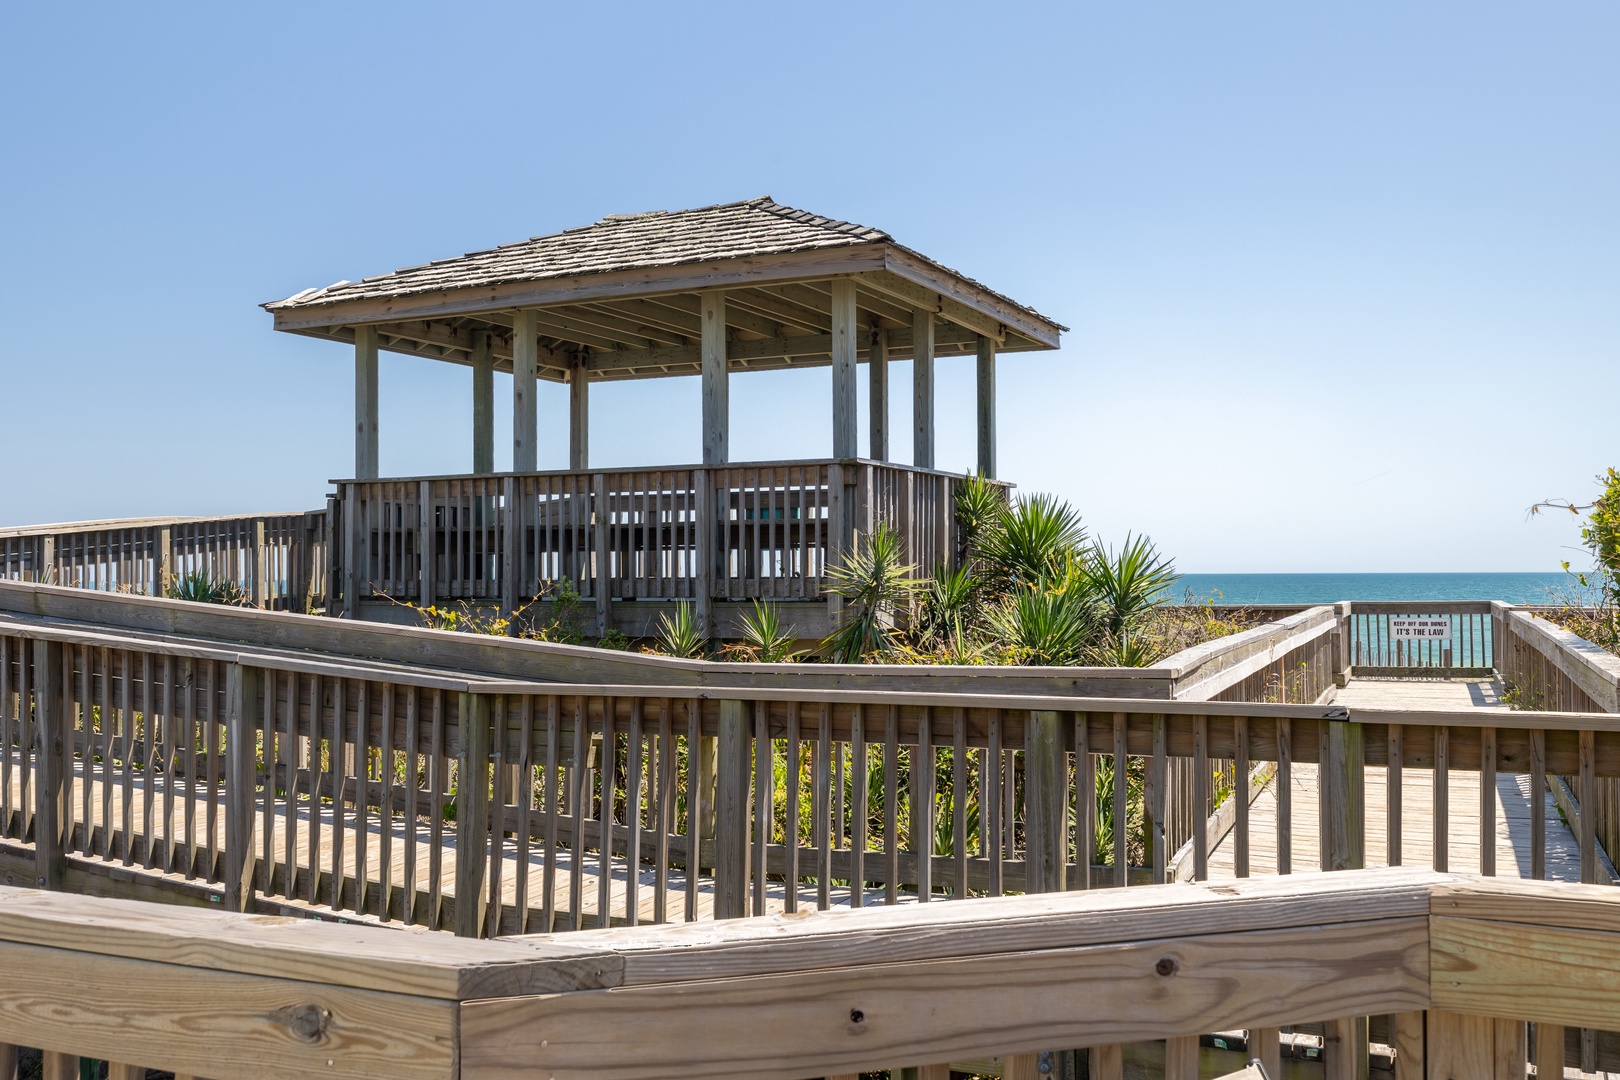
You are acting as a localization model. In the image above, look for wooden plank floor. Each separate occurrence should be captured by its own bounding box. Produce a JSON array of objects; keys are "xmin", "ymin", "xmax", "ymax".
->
[
  {"xmin": 2, "ymin": 756, "xmax": 895, "ymax": 929},
  {"xmin": 1211, "ymin": 676, "xmax": 1591, "ymax": 881}
]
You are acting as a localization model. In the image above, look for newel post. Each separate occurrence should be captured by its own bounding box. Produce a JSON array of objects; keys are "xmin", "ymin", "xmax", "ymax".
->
[
  {"xmin": 32, "ymin": 639, "xmax": 66, "ymax": 891},
  {"xmin": 1319, "ymin": 713, "xmax": 1366, "ymax": 872},
  {"xmin": 224, "ymin": 663, "xmax": 263, "ymax": 911},
  {"xmin": 1025, "ymin": 711, "xmax": 1067, "ymax": 895},
  {"xmin": 455, "ymin": 692, "xmax": 494, "ymax": 937},
  {"xmin": 714, "ymin": 699, "xmax": 751, "ymax": 919}
]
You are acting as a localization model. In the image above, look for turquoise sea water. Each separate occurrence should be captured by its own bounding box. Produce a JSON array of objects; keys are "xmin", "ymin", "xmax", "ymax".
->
[{"xmin": 1168, "ymin": 572, "xmax": 1576, "ymax": 606}]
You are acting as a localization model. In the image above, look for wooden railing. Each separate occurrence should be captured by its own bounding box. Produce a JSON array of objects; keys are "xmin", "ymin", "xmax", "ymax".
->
[
  {"xmin": 1344, "ymin": 600, "xmax": 1495, "ymax": 676},
  {"xmin": 332, "ymin": 459, "xmax": 983, "ymax": 628},
  {"xmin": 5, "ymin": 594, "xmax": 1619, "ymax": 941},
  {"xmin": 0, "ymin": 511, "xmax": 328, "ymax": 613},
  {"xmin": 4, "ymin": 870, "xmax": 1620, "ymax": 1079},
  {"xmin": 1495, "ymin": 602, "xmax": 1620, "ymax": 713}
]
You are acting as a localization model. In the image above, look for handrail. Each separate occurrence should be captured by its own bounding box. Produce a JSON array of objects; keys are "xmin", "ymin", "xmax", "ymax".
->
[{"xmin": 3, "ymin": 869, "xmax": 1618, "ymax": 1079}]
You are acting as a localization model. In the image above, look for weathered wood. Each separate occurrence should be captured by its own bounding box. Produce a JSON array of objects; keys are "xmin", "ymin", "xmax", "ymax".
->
[
  {"xmin": 456, "ymin": 693, "xmax": 492, "ymax": 938},
  {"xmin": 975, "ymin": 335, "xmax": 996, "ymax": 478},
  {"xmin": 40, "ymin": 1053, "xmax": 77, "ymax": 1080},
  {"xmin": 1090, "ymin": 1044, "xmax": 1123, "ymax": 1080},
  {"xmin": 868, "ymin": 328, "xmax": 888, "ymax": 461},
  {"xmin": 1432, "ymin": 914, "xmax": 1620, "ymax": 1032},
  {"xmin": 512, "ymin": 309, "xmax": 539, "ymax": 473},
  {"xmin": 1534, "ymin": 1023, "xmax": 1564, "ymax": 1080},
  {"xmin": 223, "ymin": 663, "xmax": 261, "ymax": 912},
  {"xmin": 33, "ymin": 638, "xmax": 66, "ymax": 891},
  {"xmin": 1024, "ymin": 710, "xmax": 1066, "ymax": 895},
  {"xmin": 472, "ymin": 331, "xmax": 494, "ymax": 473},
  {"xmin": 1165, "ymin": 1037, "xmax": 1198, "ymax": 1080},
  {"xmin": 714, "ymin": 699, "xmax": 750, "ymax": 920},
  {"xmin": 353, "ymin": 324, "xmax": 379, "ymax": 480},
  {"xmin": 1320, "ymin": 720, "xmax": 1366, "ymax": 871},
  {"xmin": 911, "ymin": 309, "xmax": 934, "ymax": 469},
  {"xmin": 1392, "ymin": 1012, "xmax": 1424, "ymax": 1080},
  {"xmin": 831, "ymin": 280, "xmax": 858, "ymax": 460},
  {"xmin": 701, "ymin": 293, "xmax": 728, "ymax": 465},
  {"xmin": 459, "ymin": 916, "xmax": 1430, "ymax": 1080},
  {"xmin": 1426, "ymin": 1011, "xmax": 1495, "ymax": 1080},
  {"xmin": 570, "ymin": 363, "xmax": 590, "ymax": 471}
]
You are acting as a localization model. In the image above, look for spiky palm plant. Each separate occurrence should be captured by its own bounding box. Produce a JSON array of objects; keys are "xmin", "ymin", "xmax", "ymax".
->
[
  {"xmin": 1081, "ymin": 533, "xmax": 1178, "ymax": 659},
  {"xmin": 822, "ymin": 524, "xmax": 919, "ymax": 663},
  {"xmin": 166, "ymin": 569, "xmax": 249, "ymax": 606},
  {"xmin": 735, "ymin": 600, "xmax": 803, "ymax": 663},
  {"xmin": 977, "ymin": 492, "xmax": 1087, "ymax": 591},
  {"xmin": 986, "ymin": 578, "xmax": 1101, "ymax": 666},
  {"xmin": 652, "ymin": 601, "xmax": 707, "ymax": 659}
]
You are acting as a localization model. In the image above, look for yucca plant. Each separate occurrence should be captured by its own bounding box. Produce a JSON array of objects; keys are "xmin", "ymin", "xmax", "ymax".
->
[
  {"xmin": 652, "ymin": 601, "xmax": 707, "ymax": 659},
  {"xmin": 986, "ymin": 572, "xmax": 1101, "ymax": 666},
  {"xmin": 977, "ymin": 492, "xmax": 1087, "ymax": 591},
  {"xmin": 953, "ymin": 472, "xmax": 1007, "ymax": 564},
  {"xmin": 915, "ymin": 564, "xmax": 979, "ymax": 654},
  {"xmin": 822, "ymin": 523, "xmax": 919, "ymax": 663},
  {"xmin": 1081, "ymin": 533, "xmax": 1178, "ymax": 661},
  {"xmin": 733, "ymin": 600, "xmax": 803, "ymax": 663},
  {"xmin": 165, "ymin": 569, "xmax": 249, "ymax": 606}
]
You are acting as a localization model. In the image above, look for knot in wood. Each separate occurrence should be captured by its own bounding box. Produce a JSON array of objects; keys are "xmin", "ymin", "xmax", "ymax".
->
[
  {"xmin": 271, "ymin": 1004, "xmax": 332, "ymax": 1042},
  {"xmin": 1154, "ymin": 956, "xmax": 1177, "ymax": 977}
]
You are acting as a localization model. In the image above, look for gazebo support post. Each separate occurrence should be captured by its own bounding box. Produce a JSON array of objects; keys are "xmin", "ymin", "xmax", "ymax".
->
[
  {"xmin": 512, "ymin": 309, "xmax": 539, "ymax": 473},
  {"xmin": 868, "ymin": 327, "xmax": 888, "ymax": 461},
  {"xmin": 912, "ymin": 308, "xmax": 934, "ymax": 470},
  {"xmin": 976, "ymin": 334, "xmax": 997, "ymax": 479},
  {"xmin": 354, "ymin": 325, "xmax": 379, "ymax": 480},
  {"xmin": 471, "ymin": 331, "xmax": 494, "ymax": 473},
  {"xmin": 569, "ymin": 361, "xmax": 589, "ymax": 470},
  {"xmin": 701, "ymin": 292, "xmax": 728, "ymax": 465},
  {"xmin": 831, "ymin": 279, "xmax": 858, "ymax": 460}
]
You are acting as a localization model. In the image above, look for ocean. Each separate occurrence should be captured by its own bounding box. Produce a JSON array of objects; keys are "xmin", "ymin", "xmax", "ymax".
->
[{"xmin": 1168, "ymin": 572, "xmax": 1578, "ymax": 607}]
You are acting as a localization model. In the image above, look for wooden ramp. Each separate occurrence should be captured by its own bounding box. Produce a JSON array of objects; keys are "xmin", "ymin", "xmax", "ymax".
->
[{"xmin": 1209, "ymin": 677, "xmax": 1597, "ymax": 882}]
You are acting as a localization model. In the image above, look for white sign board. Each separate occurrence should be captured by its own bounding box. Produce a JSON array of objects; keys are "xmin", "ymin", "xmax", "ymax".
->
[{"xmin": 1390, "ymin": 617, "xmax": 1451, "ymax": 641}]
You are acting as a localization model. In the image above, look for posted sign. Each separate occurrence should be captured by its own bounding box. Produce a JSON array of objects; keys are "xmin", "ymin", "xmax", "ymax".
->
[{"xmin": 1390, "ymin": 617, "xmax": 1450, "ymax": 641}]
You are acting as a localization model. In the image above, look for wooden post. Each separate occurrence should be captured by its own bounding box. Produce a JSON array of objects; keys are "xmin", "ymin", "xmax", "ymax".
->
[
  {"xmin": 701, "ymin": 292, "xmax": 729, "ymax": 464},
  {"xmin": 512, "ymin": 309, "xmax": 539, "ymax": 473},
  {"xmin": 472, "ymin": 331, "xmax": 495, "ymax": 473},
  {"xmin": 224, "ymin": 663, "xmax": 262, "ymax": 912},
  {"xmin": 251, "ymin": 519, "xmax": 267, "ymax": 608},
  {"xmin": 156, "ymin": 526, "xmax": 172, "ymax": 596},
  {"xmin": 501, "ymin": 476, "xmax": 519, "ymax": 618},
  {"xmin": 322, "ymin": 495, "xmax": 339, "ymax": 616},
  {"xmin": 342, "ymin": 483, "xmax": 360, "ymax": 620},
  {"xmin": 354, "ymin": 324, "xmax": 379, "ymax": 479},
  {"xmin": 418, "ymin": 480, "xmax": 436, "ymax": 607},
  {"xmin": 912, "ymin": 308, "xmax": 935, "ymax": 470},
  {"xmin": 592, "ymin": 473, "xmax": 611, "ymax": 636},
  {"xmin": 40, "ymin": 1053, "xmax": 78, "ymax": 1080},
  {"xmin": 1319, "ymin": 719, "xmax": 1366, "ymax": 871},
  {"xmin": 868, "ymin": 327, "xmax": 888, "ymax": 461},
  {"xmin": 976, "ymin": 335, "xmax": 996, "ymax": 479},
  {"xmin": 455, "ymin": 692, "xmax": 493, "ymax": 937},
  {"xmin": 570, "ymin": 361, "xmax": 590, "ymax": 471},
  {"xmin": 695, "ymin": 468, "xmax": 714, "ymax": 635},
  {"xmin": 33, "ymin": 638, "xmax": 66, "ymax": 891},
  {"xmin": 1535, "ymin": 1023, "xmax": 1565, "ymax": 1080},
  {"xmin": 1025, "ymin": 710, "xmax": 1066, "ymax": 894},
  {"xmin": 714, "ymin": 699, "xmax": 750, "ymax": 919},
  {"xmin": 831, "ymin": 279, "xmax": 859, "ymax": 460}
]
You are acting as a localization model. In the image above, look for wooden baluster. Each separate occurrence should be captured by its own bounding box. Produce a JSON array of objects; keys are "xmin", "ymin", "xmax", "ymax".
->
[
  {"xmin": 1250, "ymin": 1027, "xmax": 1282, "ymax": 1079},
  {"xmin": 1480, "ymin": 726, "xmax": 1497, "ymax": 876},
  {"xmin": 952, "ymin": 706, "xmax": 968, "ymax": 898},
  {"xmin": 883, "ymin": 704, "xmax": 899, "ymax": 906},
  {"xmin": 1192, "ymin": 714, "xmax": 1209, "ymax": 881},
  {"xmin": 455, "ymin": 692, "xmax": 492, "ymax": 938},
  {"xmin": 1112, "ymin": 712, "xmax": 1128, "ymax": 887},
  {"xmin": 1166, "ymin": 1035, "xmax": 1199, "ymax": 1080},
  {"xmin": 715, "ymin": 699, "xmax": 750, "ymax": 920},
  {"xmin": 1391, "ymin": 1012, "xmax": 1424, "ymax": 1080},
  {"xmin": 1530, "ymin": 728, "xmax": 1546, "ymax": 880},
  {"xmin": 624, "ymin": 698, "xmax": 641, "ymax": 927},
  {"xmin": 1277, "ymin": 716, "xmax": 1292, "ymax": 875},
  {"xmin": 1234, "ymin": 715, "xmax": 1250, "ymax": 878},
  {"xmin": 1534, "ymin": 1023, "xmax": 1565, "ymax": 1080},
  {"xmin": 542, "ymin": 695, "xmax": 561, "ymax": 933},
  {"xmin": 912, "ymin": 705, "xmax": 930, "ymax": 904},
  {"xmin": 1581, "ymin": 728, "xmax": 1597, "ymax": 883},
  {"xmin": 1388, "ymin": 723, "xmax": 1404, "ymax": 866},
  {"xmin": 596, "ymin": 697, "xmax": 616, "ymax": 929},
  {"xmin": 1075, "ymin": 712, "xmax": 1093, "ymax": 890},
  {"xmin": 1434, "ymin": 726, "xmax": 1449, "ymax": 872},
  {"xmin": 40, "ymin": 1053, "xmax": 78, "ymax": 1080},
  {"xmin": 752, "ymin": 700, "xmax": 771, "ymax": 917},
  {"xmin": 785, "ymin": 701, "xmax": 801, "ymax": 913},
  {"xmin": 851, "ymin": 704, "xmax": 868, "ymax": 907}
]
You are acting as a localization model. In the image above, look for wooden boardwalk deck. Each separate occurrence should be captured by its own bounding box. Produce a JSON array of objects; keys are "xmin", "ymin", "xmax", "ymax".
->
[{"xmin": 1210, "ymin": 677, "xmax": 1595, "ymax": 882}]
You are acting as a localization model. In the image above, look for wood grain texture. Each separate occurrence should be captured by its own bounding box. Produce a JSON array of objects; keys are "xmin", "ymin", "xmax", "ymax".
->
[
  {"xmin": 0, "ymin": 938, "xmax": 455, "ymax": 1080},
  {"xmin": 459, "ymin": 918, "xmax": 1429, "ymax": 1080},
  {"xmin": 1427, "ymin": 1011, "xmax": 1495, "ymax": 1080},
  {"xmin": 1432, "ymin": 915, "xmax": 1620, "ymax": 1032}
]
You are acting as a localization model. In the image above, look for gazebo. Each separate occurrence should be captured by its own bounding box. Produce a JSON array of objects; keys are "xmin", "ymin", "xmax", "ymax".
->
[{"xmin": 266, "ymin": 197, "xmax": 1064, "ymax": 637}]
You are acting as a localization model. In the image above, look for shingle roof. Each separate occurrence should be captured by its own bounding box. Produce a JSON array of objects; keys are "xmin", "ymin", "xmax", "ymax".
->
[{"xmin": 266, "ymin": 196, "xmax": 1059, "ymax": 329}]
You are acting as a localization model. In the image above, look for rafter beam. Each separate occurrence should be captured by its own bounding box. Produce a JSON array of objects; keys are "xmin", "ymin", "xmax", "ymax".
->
[{"xmin": 857, "ymin": 269, "xmax": 1008, "ymax": 345}]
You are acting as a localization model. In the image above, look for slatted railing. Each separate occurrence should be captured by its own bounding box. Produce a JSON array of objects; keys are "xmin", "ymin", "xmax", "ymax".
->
[
  {"xmin": 334, "ymin": 459, "xmax": 986, "ymax": 622},
  {"xmin": 1345, "ymin": 600, "xmax": 1495, "ymax": 676},
  {"xmin": 6, "ymin": 609, "xmax": 1619, "ymax": 943},
  {"xmin": 0, "ymin": 511, "xmax": 328, "ymax": 612}
]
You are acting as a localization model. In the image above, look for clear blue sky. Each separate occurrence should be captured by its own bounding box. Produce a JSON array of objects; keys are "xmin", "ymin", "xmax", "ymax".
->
[{"xmin": 3, "ymin": 3, "xmax": 1614, "ymax": 572}]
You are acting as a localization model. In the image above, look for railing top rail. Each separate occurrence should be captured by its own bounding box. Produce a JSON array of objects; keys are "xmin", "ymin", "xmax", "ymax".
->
[
  {"xmin": 328, "ymin": 457, "xmax": 1005, "ymax": 487},
  {"xmin": 1345, "ymin": 600, "xmax": 1496, "ymax": 615},
  {"xmin": 0, "ymin": 510, "xmax": 316, "ymax": 539}
]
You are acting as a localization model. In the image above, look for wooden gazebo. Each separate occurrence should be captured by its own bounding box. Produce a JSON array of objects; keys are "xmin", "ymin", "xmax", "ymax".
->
[{"xmin": 266, "ymin": 197, "xmax": 1064, "ymax": 636}]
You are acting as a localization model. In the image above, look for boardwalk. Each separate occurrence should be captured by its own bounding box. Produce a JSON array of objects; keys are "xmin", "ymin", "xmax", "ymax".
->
[{"xmin": 1209, "ymin": 677, "xmax": 1601, "ymax": 882}]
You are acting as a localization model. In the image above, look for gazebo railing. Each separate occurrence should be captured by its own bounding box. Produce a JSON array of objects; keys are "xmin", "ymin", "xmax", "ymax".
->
[{"xmin": 333, "ymin": 459, "xmax": 987, "ymax": 624}]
